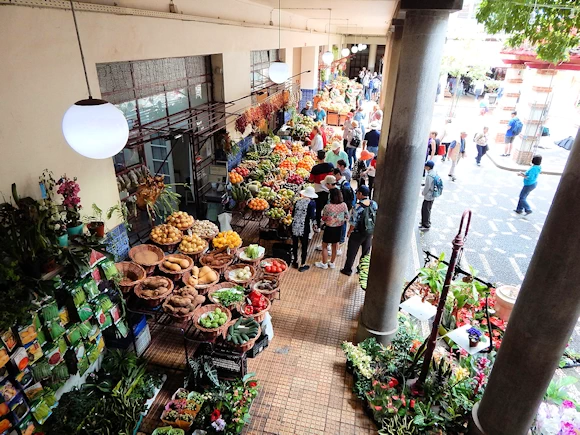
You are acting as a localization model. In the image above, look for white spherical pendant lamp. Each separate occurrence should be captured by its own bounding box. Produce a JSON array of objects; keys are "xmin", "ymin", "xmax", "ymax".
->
[
  {"xmin": 351, "ymin": 45, "xmax": 358, "ymax": 54},
  {"xmin": 269, "ymin": 62, "xmax": 290, "ymax": 84},
  {"xmin": 62, "ymin": 98, "xmax": 129, "ymax": 159},
  {"xmin": 341, "ymin": 47, "xmax": 350, "ymax": 57},
  {"xmin": 322, "ymin": 51, "xmax": 334, "ymax": 65},
  {"xmin": 361, "ymin": 44, "xmax": 367, "ymax": 50}
]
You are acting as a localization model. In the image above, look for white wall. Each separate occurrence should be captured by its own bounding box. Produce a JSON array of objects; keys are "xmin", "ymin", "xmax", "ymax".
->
[{"xmin": 0, "ymin": 4, "xmax": 340, "ymax": 221}]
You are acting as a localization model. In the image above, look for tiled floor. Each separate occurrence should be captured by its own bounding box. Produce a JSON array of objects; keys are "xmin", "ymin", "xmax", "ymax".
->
[
  {"xmin": 236, "ymin": 217, "xmax": 378, "ymax": 435},
  {"xmin": 139, "ymin": 213, "xmax": 377, "ymax": 434}
]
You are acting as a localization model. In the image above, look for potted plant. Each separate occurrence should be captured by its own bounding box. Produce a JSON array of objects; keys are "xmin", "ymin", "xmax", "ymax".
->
[
  {"xmin": 467, "ymin": 326, "xmax": 483, "ymax": 347},
  {"xmin": 57, "ymin": 175, "xmax": 83, "ymax": 236},
  {"xmin": 107, "ymin": 201, "xmax": 134, "ymax": 232},
  {"xmin": 484, "ymin": 79, "xmax": 501, "ymax": 104},
  {"xmin": 84, "ymin": 204, "xmax": 105, "ymax": 238}
]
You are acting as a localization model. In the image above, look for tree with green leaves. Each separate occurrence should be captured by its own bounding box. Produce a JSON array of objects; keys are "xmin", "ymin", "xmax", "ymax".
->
[{"xmin": 477, "ymin": 0, "xmax": 580, "ymax": 64}]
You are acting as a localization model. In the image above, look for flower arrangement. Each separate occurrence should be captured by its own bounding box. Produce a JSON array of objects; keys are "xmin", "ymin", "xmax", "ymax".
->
[
  {"xmin": 467, "ymin": 326, "xmax": 483, "ymax": 347},
  {"xmin": 57, "ymin": 175, "xmax": 82, "ymax": 227},
  {"xmin": 535, "ymin": 400, "xmax": 580, "ymax": 434},
  {"xmin": 342, "ymin": 314, "xmax": 495, "ymax": 434}
]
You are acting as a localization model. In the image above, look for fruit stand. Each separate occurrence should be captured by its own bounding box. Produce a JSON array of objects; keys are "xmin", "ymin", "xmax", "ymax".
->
[{"xmin": 318, "ymin": 77, "xmax": 363, "ymax": 126}]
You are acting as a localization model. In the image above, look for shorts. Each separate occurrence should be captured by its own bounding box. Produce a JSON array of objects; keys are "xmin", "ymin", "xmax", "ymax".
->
[
  {"xmin": 505, "ymin": 135, "xmax": 515, "ymax": 144},
  {"xmin": 322, "ymin": 226, "xmax": 342, "ymax": 244}
]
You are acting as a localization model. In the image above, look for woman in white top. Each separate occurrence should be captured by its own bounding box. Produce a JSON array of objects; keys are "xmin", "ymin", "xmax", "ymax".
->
[
  {"xmin": 346, "ymin": 120, "xmax": 362, "ymax": 169},
  {"xmin": 370, "ymin": 104, "xmax": 383, "ymax": 124},
  {"xmin": 310, "ymin": 126, "xmax": 324, "ymax": 153}
]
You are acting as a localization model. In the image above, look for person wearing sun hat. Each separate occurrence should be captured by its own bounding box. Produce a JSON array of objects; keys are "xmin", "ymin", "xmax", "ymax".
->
[
  {"xmin": 300, "ymin": 101, "xmax": 315, "ymax": 119},
  {"xmin": 325, "ymin": 142, "xmax": 348, "ymax": 167},
  {"xmin": 291, "ymin": 186, "xmax": 318, "ymax": 272},
  {"xmin": 363, "ymin": 121, "xmax": 381, "ymax": 164}
]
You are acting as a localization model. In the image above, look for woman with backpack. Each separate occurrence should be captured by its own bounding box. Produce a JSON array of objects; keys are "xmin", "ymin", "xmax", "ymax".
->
[
  {"xmin": 315, "ymin": 188, "xmax": 349, "ymax": 270},
  {"xmin": 291, "ymin": 186, "xmax": 318, "ymax": 272}
]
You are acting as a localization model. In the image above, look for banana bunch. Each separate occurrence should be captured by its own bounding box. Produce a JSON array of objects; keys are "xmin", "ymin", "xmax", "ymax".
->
[
  {"xmin": 231, "ymin": 184, "xmax": 252, "ymax": 202},
  {"xmin": 359, "ymin": 254, "xmax": 371, "ymax": 290},
  {"xmin": 226, "ymin": 317, "xmax": 259, "ymax": 345},
  {"xmin": 282, "ymin": 214, "xmax": 293, "ymax": 226}
]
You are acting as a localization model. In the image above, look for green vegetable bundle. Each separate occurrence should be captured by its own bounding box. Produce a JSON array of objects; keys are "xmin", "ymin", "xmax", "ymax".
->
[
  {"xmin": 213, "ymin": 287, "xmax": 244, "ymax": 307},
  {"xmin": 359, "ymin": 254, "xmax": 370, "ymax": 290}
]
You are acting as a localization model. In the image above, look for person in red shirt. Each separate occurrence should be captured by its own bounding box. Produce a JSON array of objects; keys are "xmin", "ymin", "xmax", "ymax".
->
[{"xmin": 306, "ymin": 124, "xmax": 327, "ymax": 149}]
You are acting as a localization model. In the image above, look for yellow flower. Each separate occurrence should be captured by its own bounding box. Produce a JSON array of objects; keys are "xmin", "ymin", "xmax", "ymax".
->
[{"xmin": 454, "ymin": 367, "xmax": 469, "ymax": 381}]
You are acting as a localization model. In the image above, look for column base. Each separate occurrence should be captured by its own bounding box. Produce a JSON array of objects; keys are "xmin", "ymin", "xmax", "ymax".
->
[
  {"xmin": 513, "ymin": 147, "xmax": 533, "ymax": 165},
  {"xmin": 469, "ymin": 403, "xmax": 486, "ymax": 435},
  {"xmin": 356, "ymin": 319, "xmax": 398, "ymax": 345}
]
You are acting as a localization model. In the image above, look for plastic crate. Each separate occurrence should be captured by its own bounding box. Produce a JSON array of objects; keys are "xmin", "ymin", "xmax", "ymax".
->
[{"xmin": 246, "ymin": 332, "xmax": 269, "ymax": 359}]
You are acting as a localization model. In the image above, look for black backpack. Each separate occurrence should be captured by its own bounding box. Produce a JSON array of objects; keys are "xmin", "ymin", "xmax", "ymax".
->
[
  {"xmin": 340, "ymin": 182, "xmax": 355, "ymax": 210},
  {"xmin": 357, "ymin": 203, "xmax": 376, "ymax": 235}
]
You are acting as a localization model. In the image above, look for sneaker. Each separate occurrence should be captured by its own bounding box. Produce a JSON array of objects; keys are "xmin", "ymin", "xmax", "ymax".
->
[
  {"xmin": 451, "ymin": 177, "xmax": 456, "ymax": 182},
  {"xmin": 525, "ymin": 210, "xmax": 533, "ymax": 215},
  {"xmin": 506, "ymin": 153, "xmax": 511, "ymax": 156},
  {"xmin": 477, "ymin": 163, "xmax": 481, "ymax": 166},
  {"xmin": 298, "ymin": 265, "xmax": 310, "ymax": 272},
  {"xmin": 315, "ymin": 244, "xmax": 323, "ymax": 251},
  {"xmin": 419, "ymin": 226, "xmax": 430, "ymax": 231},
  {"xmin": 328, "ymin": 262, "xmax": 336, "ymax": 269},
  {"xmin": 500, "ymin": 154, "xmax": 506, "ymax": 157},
  {"xmin": 448, "ymin": 174, "xmax": 452, "ymax": 177},
  {"xmin": 340, "ymin": 269, "xmax": 352, "ymax": 276},
  {"xmin": 336, "ymin": 249, "xmax": 343, "ymax": 256},
  {"xmin": 514, "ymin": 210, "xmax": 523, "ymax": 214},
  {"xmin": 315, "ymin": 261, "xmax": 328, "ymax": 269}
]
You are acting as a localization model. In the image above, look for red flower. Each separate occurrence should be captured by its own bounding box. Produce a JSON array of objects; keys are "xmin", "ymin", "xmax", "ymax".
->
[
  {"xmin": 374, "ymin": 405, "xmax": 382, "ymax": 411},
  {"xmin": 211, "ymin": 409, "xmax": 221, "ymax": 422},
  {"xmin": 410, "ymin": 400, "xmax": 415, "ymax": 409},
  {"xmin": 388, "ymin": 378, "xmax": 398, "ymax": 388},
  {"xmin": 248, "ymin": 381, "xmax": 257, "ymax": 388}
]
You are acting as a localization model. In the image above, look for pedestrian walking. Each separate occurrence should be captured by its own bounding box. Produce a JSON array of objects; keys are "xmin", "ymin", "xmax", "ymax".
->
[
  {"xmin": 369, "ymin": 104, "xmax": 383, "ymax": 124},
  {"xmin": 334, "ymin": 168, "xmax": 355, "ymax": 253},
  {"xmin": 340, "ymin": 185, "xmax": 377, "ymax": 276},
  {"xmin": 371, "ymin": 73, "xmax": 381, "ymax": 102},
  {"xmin": 419, "ymin": 160, "xmax": 443, "ymax": 231},
  {"xmin": 315, "ymin": 188, "xmax": 349, "ymax": 270},
  {"xmin": 503, "ymin": 111, "xmax": 523, "ymax": 157},
  {"xmin": 308, "ymin": 150, "xmax": 334, "ymax": 230},
  {"xmin": 363, "ymin": 122, "xmax": 380, "ymax": 157},
  {"xmin": 514, "ymin": 155, "xmax": 542, "ymax": 216},
  {"xmin": 354, "ymin": 106, "xmax": 366, "ymax": 137},
  {"xmin": 346, "ymin": 120, "xmax": 362, "ymax": 169},
  {"xmin": 364, "ymin": 155, "xmax": 377, "ymax": 198},
  {"xmin": 448, "ymin": 132, "xmax": 467, "ymax": 181},
  {"xmin": 363, "ymin": 71, "xmax": 371, "ymax": 100},
  {"xmin": 291, "ymin": 186, "xmax": 317, "ymax": 272},
  {"xmin": 473, "ymin": 79, "xmax": 484, "ymax": 100},
  {"xmin": 474, "ymin": 127, "xmax": 489, "ymax": 166},
  {"xmin": 440, "ymin": 118, "xmax": 453, "ymax": 162},
  {"xmin": 358, "ymin": 67, "xmax": 367, "ymax": 83}
]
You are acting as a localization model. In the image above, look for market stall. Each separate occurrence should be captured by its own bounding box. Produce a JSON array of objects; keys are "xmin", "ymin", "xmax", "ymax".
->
[{"xmin": 317, "ymin": 77, "xmax": 363, "ymax": 126}]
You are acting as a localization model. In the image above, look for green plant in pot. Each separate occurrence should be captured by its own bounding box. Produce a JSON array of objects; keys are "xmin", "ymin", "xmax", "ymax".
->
[
  {"xmin": 107, "ymin": 201, "xmax": 134, "ymax": 232},
  {"xmin": 84, "ymin": 203, "xmax": 105, "ymax": 238},
  {"xmin": 56, "ymin": 175, "xmax": 83, "ymax": 237}
]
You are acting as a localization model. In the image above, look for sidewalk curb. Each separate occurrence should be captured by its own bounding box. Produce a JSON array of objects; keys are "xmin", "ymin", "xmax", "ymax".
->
[{"xmin": 486, "ymin": 154, "xmax": 563, "ymax": 176}]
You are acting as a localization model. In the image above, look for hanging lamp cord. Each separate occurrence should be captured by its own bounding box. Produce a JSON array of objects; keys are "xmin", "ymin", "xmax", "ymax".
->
[{"xmin": 69, "ymin": 0, "xmax": 93, "ymax": 98}]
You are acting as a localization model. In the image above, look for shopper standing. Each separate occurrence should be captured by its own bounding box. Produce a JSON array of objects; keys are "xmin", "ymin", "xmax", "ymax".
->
[
  {"xmin": 503, "ymin": 111, "xmax": 522, "ymax": 157},
  {"xmin": 340, "ymin": 186, "xmax": 377, "ymax": 276},
  {"xmin": 291, "ymin": 186, "xmax": 318, "ymax": 272},
  {"xmin": 363, "ymin": 71, "xmax": 371, "ymax": 100},
  {"xmin": 363, "ymin": 121, "xmax": 381, "ymax": 161},
  {"xmin": 419, "ymin": 160, "xmax": 442, "ymax": 231},
  {"xmin": 309, "ymin": 126, "xmax": 324, "ymax": 153},
  {"xmin": 314, "ymin": 102, "xmax": 327, "ymax": 123},
  {"xmin": 325, "ymin": 142, "xmax": 348, "ymax": 167},
  {"xmin": 369, "ymin": 104, "xmax": 383, "ymax": 124},
  {"xmin": 440, "ymin": 118, "xmax": 453, "ymax": 162},
  {"xmin": 334, "ymin": 168, "xmax": 355, "ymax": 252},
  {"xmin": 346, "ymin": 120, "xmax": 362, "ymax": 169},
  {"xmin": 337, "ymin": 159, "xmax": 352, "ymax": 183},
  {"xmin": 474, "ymin": 126, "xmax": 489, "ymax": 166},
  {"xmin": 342, "ymin": 110, "xmax": 354, "ymax": 151},
  {"xmin": 448, "ymin": 132, "xmax": 467, "ymax": 181},
  {"xmin": 308, "ymin": 150, "xmax": 334, "ymax": 230},
  {"xmin": 364, "ymin": 155, "xmax": 377, "ymax": 198},
  {"xmin": 315, "ymin": 189, "xmax": 349, "ymax": 270},
  {"xmin": 354, "ymin": 106, "xmax": 366, "ymax": 138},
  {"xmin": 514, "ymin": 155, "xmax": 542, "ymax": 215},
  {"xmin": 301, "ymin": 101, "xmax": 315, "ymax": 119},
  {"xmin": 371, "ymin": 73, "xmax": 381, "ymax": 102}
]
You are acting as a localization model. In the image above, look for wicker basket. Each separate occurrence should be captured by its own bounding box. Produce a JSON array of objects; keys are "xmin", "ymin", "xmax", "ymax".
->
[
  {"xmin": 238, "ymin": 297, "xmax": 271, "ymax": 323},
  {"xmin": 114, "ymin": 261, "xmax": 146, "ymax": 294},
  {"xmin": 190, "ymin": 220, "xmax": 219, "ymax": 241},
  {"xmin": 134, "ymin": 277, "xmax": 174, "ymax": 307},
  {"xmin": 251, "ymin": 278, "xmax": 280, "ymax": 301},
  {"xmin": 224, "ymin": 264, "xmax": 256, "ymax": 286},
  {"xmin": 200, "ymin": 251, "xmax": 235, "ymax": 275},
  {"xmin": 223, "ymin": 323, "xmax": 262, "ymax": 353},
  {"xmin": 181, "ymin": 269, "xmax": 219, "ymax": 295},
  {"xmin": 237, "ymin": 246, "xmax": 265, "ymax": 267},
  {"xmin": 207, "ymin": 283, "xmax": 246, "ymax": 309},
  {"xmin": 259, "ymin": 258, "xmax": 289, "ymax": 277},
  {"xmin": 129, "ymin": 244, "xmax": 165, "ymax": 275},
  {"xmin": 162, "ymin": 297, "xmax": 199, "ymax": 320},
  {"xmin": 159, "ymin": 254, "xmax": 194, "ymax": 281},
  {"xmin": 179, "ymin": 241, "xmax": 209, "ymax": 264},
  {"xmin": 192, "ymin": 304, "xmax": 232, "ymax": 338}
]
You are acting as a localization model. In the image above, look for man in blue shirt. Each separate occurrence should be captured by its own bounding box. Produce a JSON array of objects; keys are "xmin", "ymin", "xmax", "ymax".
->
[
  {"xmin": 314, "ymin": 102, "xmax": 327, "ymax": 123},
  {"xmin": 515, "ymin": 155, "xmax": 542, "ymax": 215},
  {"xmin": 300, "ymin": 101, "xmax": 315, "ymax": 119},
  {"xmin": 503, "ymin": 111, "xmax": 520, "ymax": 157},
  {"xmin": 363, "ymin": 122, "xmax": 381, "ymax": 159},
  {"xmin": 340, "ymin": 186, "xmax": 378, "ymax": 276}
]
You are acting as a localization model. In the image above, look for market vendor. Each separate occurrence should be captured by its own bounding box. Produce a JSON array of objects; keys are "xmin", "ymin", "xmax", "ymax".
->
[
  {"xmin": 325, "ymin": 142, "xmax": 348, "ymax": 167},
  {"xmin": 314, "ymin": 102, "xmax": 327, "ymax": 123},
  {"xmin": 300, "ymin": 101, "xmax": 316, "ymax": 119}
]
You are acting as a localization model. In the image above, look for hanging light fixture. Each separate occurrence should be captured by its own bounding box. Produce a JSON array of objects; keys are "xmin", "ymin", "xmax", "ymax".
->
[
  {"xmin": 62, "ymin": 0, "xmax": 128, "ymax": 159},
  {"xmin": 321, "ymin": 9, "xmax": 334, "ymax": 66},
  {"xmin": 351, "ymin": 45, "xmax": 358, "ymax": 54},
  {"xmin": 269, "ymin": 0, "xmax": 290, "ymax": 84},
  {"xmin": 341, "ymin": 20, "xmax": 350, "ymax": 57},
  {"xmin": 361, "ymin": 44, "xmax": 368, "ymax": 50}
]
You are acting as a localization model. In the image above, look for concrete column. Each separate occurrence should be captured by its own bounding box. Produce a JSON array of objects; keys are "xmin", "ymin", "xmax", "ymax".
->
[
  {"xmin": 367, "ymin": 44, "xmax": 378, "ymax": 71},
  {"xmin": 299, "ymin": 46, "xmax": 319, "ymax": 109},
  {"xmin": 494, "ymin": 61, "xmax": 525, "ymax": 144},
  {"xmin": 512, "ymin": 67, "xmax": 557, "ymax": 165},
  {"xmin": 472, "ymin": 127, "xmax": 580, "ymax": 435},
  {"xmin": 374, "ymin": 21, "xmax": 404, "ymax": 201},
  {"xmin": 220, "ymin": 52, "xmax": 252, "ymax": 138},
  {"xmin": 356, "ymin": 2, "xmax": 460, "ymax": 345}
]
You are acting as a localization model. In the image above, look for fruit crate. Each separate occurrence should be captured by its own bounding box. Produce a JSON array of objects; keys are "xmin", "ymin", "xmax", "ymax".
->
[{"xmin": 246, "ymin": 332, "xmax": 269, "ymax": 359}]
